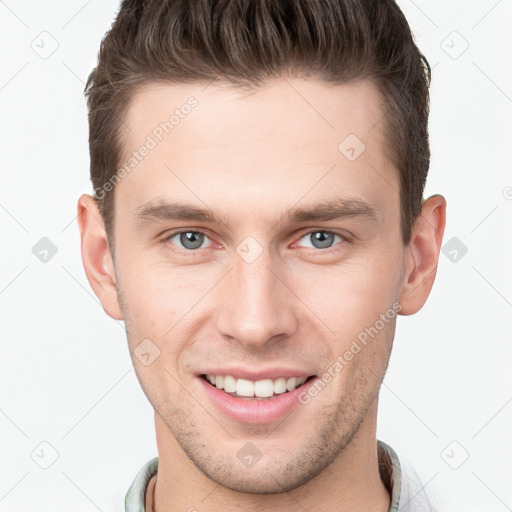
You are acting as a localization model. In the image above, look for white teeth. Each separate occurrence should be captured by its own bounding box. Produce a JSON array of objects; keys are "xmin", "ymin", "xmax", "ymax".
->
[
  {"xmin": 273, "ymin": 377, "xmax": 287, "ymax": 394},
  {"xmin": 236, "ymin": 378, "xmax": 254, "ymax": 397},
  {"xmin": 254, "ymin": 379, "xmax": 274, "ymax": 398},
  {"xmin": 286, "ymin": 377, "xmax": 297, "ymax": 391},
  {"xmin": 204, "ymin": 374, "xmax": 310, "ymax": 397},
  {"xmin": 223, "ymin": 375, "xmax": 237, "ymax": 393}
]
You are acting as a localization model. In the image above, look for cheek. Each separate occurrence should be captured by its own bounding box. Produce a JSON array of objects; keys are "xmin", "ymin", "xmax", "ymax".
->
[
  {"xmin": 115, "ymin": 255, "xmax": 222, "ymax": 372},
  {"xmin": 291, "ymin": 251, "xmax": 402, "ymax": 338},
  {"xmin": 117, "ymin": 254, "xmax": 201, "ymax": 317}
]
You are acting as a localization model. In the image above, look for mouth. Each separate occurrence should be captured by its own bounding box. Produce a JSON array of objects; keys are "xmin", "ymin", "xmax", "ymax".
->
[{"xmin": 200, "ymin": 373, "xmax": 317, "ymax": 400}]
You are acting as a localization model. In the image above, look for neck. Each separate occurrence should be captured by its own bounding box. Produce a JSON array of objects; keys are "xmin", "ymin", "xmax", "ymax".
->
[{"xmin": 148, "ymin": 400, "xmax": 390, "ymax": 512}]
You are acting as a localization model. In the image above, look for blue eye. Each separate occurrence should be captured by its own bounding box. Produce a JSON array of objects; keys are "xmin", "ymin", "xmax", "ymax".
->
[
  {"xmin": 168, "ymin": 231, "xmax": 212, "ymax": 250},
  {"xmin": 298, "ymin": 230, "xmax": 343, "ymax": 249}
]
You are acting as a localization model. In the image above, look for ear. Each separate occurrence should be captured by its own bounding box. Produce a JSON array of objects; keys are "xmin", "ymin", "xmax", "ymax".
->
[
  {"xmin": 77, "ymin": 194, "xmax": 123, "ymax": 320},
  {"xmin": 398, "ymin": 194, "xmax": 447, "ymax": 316}
]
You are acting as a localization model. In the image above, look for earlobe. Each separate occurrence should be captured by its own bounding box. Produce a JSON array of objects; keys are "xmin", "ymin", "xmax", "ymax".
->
[
  {"xmin": 398, "ymin": 194, "xmax": 447, "ymax": 316},
  {"xmin": 77, "ymin": 194, "xmax": 123, "ymax": 320}
]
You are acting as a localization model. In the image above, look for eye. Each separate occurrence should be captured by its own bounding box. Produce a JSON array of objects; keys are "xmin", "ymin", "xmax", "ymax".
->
[
  {"xmin": 297, "ymin": 230, "xmax": 344, "ymax": 249},
  {"xmin": 168, "ymin": 231, "xmax": 212, "ymax": 250}
]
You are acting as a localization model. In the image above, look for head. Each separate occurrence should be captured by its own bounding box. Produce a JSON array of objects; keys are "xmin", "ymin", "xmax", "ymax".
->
[{"xmin": 78, "ymin": 0, "xmax": 445, "ymax": 494}]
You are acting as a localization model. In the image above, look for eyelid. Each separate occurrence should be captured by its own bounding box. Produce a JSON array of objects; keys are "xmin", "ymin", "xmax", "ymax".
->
[
  {"xmin": 161, "ymin": 227, "xmax": 351, "ymax": 253},
  {"xmin": 291, "ymin": 228, "xmax": 349, "ymax": 250},
  {"xmin": 162, "ymin": 229, "xmax": 215, "ymax": 252}
]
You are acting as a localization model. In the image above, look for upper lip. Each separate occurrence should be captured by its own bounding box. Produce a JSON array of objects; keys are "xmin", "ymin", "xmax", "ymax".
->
[{"xmin": 198, "ymin": 367, "xmax": 316, "ymax": 381}]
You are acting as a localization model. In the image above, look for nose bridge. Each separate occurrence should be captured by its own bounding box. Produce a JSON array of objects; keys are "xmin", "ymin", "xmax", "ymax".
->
[{"xmin": 216, "ymin": 243, "xmax": 297, "ymax": 346}]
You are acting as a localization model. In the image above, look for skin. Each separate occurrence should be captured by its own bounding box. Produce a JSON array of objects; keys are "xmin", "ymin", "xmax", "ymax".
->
[{"xmin": 78, "ymin": 77, "xmax": 446, "ymax": 512}]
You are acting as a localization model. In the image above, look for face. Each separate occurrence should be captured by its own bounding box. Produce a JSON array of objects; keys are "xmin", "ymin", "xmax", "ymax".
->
[{"xmin": 110, "ymin": 78, "xmax": 407, "ymax": 492}]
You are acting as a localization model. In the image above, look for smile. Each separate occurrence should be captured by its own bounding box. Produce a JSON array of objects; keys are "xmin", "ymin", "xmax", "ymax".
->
[
  {"xmin": 202, "ymin": 374, "xmax": 314, "ymax": 400},
  {"xmin": 197, "ymin": 368, "xmax": 320, "ymax": 424}
]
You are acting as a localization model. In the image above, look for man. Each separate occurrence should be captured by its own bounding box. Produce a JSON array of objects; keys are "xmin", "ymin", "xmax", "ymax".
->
[{"xmin": 78, "ymin": 0, "xmax": 446, "ymax": 510}]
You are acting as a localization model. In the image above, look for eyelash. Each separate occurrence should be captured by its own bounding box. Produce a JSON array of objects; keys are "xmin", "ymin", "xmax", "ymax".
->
[{"xmin": 161, "ymin": 228, "xmax": 350, "ymax": 255}]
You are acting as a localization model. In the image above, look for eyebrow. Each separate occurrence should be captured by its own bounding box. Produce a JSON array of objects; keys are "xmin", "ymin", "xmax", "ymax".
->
[{"xmin": 134, "ymin": 197, "xmax": 379, "ymax": 227}]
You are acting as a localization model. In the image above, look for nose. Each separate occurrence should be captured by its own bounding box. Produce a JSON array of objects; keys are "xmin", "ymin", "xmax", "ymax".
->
[{"xmin": 215, "ymin": 246, "xmax": 298, "ymax": 348}]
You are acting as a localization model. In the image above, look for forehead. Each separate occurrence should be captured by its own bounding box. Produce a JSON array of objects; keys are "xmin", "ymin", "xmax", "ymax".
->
[
  {"xmin": 115, "ymin": 77, "xmax": 398, "ymax": 224},
  {"xmin": 122, "ymin": 77, "xmax": 388, "ymax": 152}
]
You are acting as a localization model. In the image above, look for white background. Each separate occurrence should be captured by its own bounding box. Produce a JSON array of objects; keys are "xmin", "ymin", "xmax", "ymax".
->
[{"xmin": 0, "ymin": 0, "xmax": 511, "ymax": 510}]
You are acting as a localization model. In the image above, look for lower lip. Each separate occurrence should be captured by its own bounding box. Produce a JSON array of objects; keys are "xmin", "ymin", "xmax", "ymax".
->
[{"xmin": 197, "ymin": 375, "xmax": 317, "ymax": 425}]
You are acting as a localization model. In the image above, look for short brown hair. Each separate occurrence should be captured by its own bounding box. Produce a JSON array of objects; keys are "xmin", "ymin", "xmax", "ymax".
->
[{"xmin": 85, "ymin": 0, "xmax": 431, "ymax": 248}]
